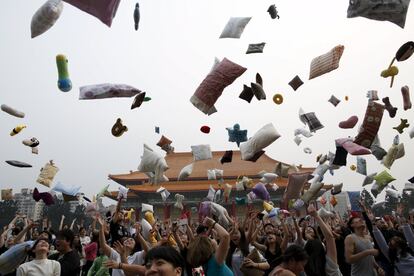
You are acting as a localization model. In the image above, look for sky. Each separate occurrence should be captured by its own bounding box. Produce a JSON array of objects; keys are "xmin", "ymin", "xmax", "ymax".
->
[{"xmin": 0, "ymin": 0, "xmax": 413, "ymax": 206}]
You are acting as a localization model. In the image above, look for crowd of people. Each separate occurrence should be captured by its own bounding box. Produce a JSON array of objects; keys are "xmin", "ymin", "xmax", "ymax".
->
[{"xmin": 1, "ymin": 198, "xmax": 414, "ymax": 276}]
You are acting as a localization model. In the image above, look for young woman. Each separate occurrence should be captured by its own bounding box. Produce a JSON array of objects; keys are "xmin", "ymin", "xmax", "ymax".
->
[
  {"xmin": 16, "ymin": 238, "xmax": 60, "ymax": 276},
  {"xmin": 186, "ymin": 217, "xmax": 233, "ymax": 276},
  {"xmin": 83, "ymin": 231, "xmax": 99, "ymax": 275},
  {"xmin": 269, "ymin": 244, "xmax": 308, "ymax": 276},
  {"xmin": 144, "ymin": 246, "xmax": 186, "ymax": 276}
]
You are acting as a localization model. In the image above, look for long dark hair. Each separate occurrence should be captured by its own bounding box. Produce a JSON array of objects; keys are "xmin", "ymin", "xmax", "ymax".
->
[
  {"xmin": 226, "ymin": 227, "xmax": 249, "ymax": 268},
  {"xmin": 304, "ymin": 239, "xmax": 326, "ymax": 276},
  {"xmin": 389, "ymin": 236, "xmax": 413, "ymax": 265}
]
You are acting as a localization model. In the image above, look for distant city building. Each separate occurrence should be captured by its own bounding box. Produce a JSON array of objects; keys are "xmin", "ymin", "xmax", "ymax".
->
[{"xmin": 14, "ymin": 188, "xmax": 44, "ymax": 221}]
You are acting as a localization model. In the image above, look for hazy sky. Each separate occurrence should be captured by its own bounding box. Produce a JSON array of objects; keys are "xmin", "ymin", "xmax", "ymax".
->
[{"xmin": 1, "ymin": 0, "xmax": 413, "ymax": 206}]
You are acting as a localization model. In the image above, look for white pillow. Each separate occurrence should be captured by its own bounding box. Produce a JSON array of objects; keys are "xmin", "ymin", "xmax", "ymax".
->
[
  {"xmin": 207, "ymin": 169, "xmax": 216, "ymax": 180},
  {"xmin": 240, "ymin": 123, "xmax": 281, "ymax": 160},
  {"xmin": 207, "ymin": 185, "xmax": 216, "ymax": 201},
  {"xmin": 138, "ymin": 144, "xmax": 169, "ymax": 184},
  {"xmin": 260, "ymin": 173, "xmax": 278, "ymax": 184},
  {"xmin": 118, "ymin": 186, "xmax": 129, "ymax": 200},
  {"xmin": 219, "ymin": 17, "xmax": 252, "ymax": 39},
  {"xmin": 31, "ymin": 0, "xmax": 63, "ymax": 38},
  {"xmin": 79, "ymin": 83, "xmax": 141, "ymax": 100},
  {"xmin": 141, "ymin": 218, "xmax": 152, "ymax": 240},
  {"xmin": 52, "ymin": 182, "xmax": 81, "ymax": 196},
  {"xmin": 302, "ymin": 182, "xmax": 324, "ymax": 203},
  {"xmin": 142, "ymin": 203, "xmax": 153, "ymax": 213},
  {"xmin": 409, "ymin": 126, "xmax": 414, "ymax": 139},
  {"xmin": 178, "ymin": 163, "xmax": 193, "ymax": 181},
  {"xmin": 191, "ymin": 144, "xmax": 212, "ymax": 161}
]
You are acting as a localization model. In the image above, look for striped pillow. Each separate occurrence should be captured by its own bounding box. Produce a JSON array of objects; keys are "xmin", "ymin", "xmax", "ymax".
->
[{"xmin": 309, "ymin": 45, "xmax": 344, "ymax": 80}]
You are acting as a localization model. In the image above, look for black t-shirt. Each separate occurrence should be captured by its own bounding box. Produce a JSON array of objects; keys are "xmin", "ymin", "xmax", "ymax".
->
[
  {"xmin": 109, "ymin": 221, "xmax": 128, "ymax": 245},
  {"xmin": 264, "ymin": 246, "xmax": 282, "ymax": 276},
  {"xmin": 49, "ymin": 250, "xmax": 80, "ymax": 276}
]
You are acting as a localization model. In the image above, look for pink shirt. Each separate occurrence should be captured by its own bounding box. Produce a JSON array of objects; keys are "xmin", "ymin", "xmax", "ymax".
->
[{"xmin": 84, "ymin": 242, "xmax": 97, "ymax": 261}]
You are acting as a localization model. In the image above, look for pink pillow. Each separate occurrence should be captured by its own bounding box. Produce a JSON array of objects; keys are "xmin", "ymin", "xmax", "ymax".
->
[
  {"xmin": 64, "ymin": 0, "xmax": 121, "ymax": 27},
  {"xmin": 190, "ymin": 58, "xmax": 247, "ymax": 115},
  {"xmin": 336, "ymin": 138, "xmax": 371, "ymax": 156},
  {"xmin": 284, "ymin": 172, "xmax": 310, "ymax": 202}
]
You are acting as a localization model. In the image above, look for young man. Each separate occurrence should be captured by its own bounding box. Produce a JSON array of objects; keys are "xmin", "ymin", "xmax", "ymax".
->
[
  {"xmin": 49, "ymin": 229, "xmax": 80, "ymax": 276},
  {"xmin": 344, "ymin": 217, "xmax": 384, "ymax": 276}
]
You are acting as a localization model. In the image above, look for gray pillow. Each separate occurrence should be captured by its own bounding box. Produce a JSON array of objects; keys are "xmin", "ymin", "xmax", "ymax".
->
[
  {"xmin": 219, "ymin": 17, "xmax": 252, "ymax": 38},
  {"xmin": 246, "ymin": 42, "xmax": 266, "ymax": 54}
]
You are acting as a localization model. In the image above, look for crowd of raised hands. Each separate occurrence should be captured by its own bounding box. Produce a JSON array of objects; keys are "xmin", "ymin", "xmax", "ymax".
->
[{"xmin": 2, "ymin": 197, "xmax": 414, "ymax": 276}]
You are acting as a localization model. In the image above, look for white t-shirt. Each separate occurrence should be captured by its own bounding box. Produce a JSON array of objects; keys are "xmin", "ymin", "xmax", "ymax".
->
[
  {"xmin": 16, "ymin": 259, "xmax": 60, "ymax": 276},
  {"xmin": 110, "ymin": 248, "xmax": 145, "ymax": 276}
]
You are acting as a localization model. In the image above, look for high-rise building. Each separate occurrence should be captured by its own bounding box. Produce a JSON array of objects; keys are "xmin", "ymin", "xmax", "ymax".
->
[{"xmin": 14, "ymin": 188, "xmax": 44, "ymax": 221}]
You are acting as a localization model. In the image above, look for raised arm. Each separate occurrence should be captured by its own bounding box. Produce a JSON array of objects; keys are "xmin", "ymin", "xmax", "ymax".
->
[
  {"xmin": 204, "ymin": 217, "xmax": 230, "ymax": 265},
  {"xmin": 14, "ymin": 220, "xmax": 36, "ymax": 244},
  {"xmin": 280, "ymin": 218, "xmax": 289, "ymax": 253},
  {"xmin": 59, "ymin": 215, "xmax": 65, "ymax": 231},
  {"xmin": 134, "ymin": 223, "xmax": 149, "ymax": 253},
  {"xmin": 97, "ymin": 217, "xmax": 112, "ymax": 257},
  {"xmin": 401, "ymin": 223, "xmax": 414, "ymax": 251},
  {"xmin": 70, "ymin": 218, "xmax": 76, "ymax": 231},
  {"xmin": 372, "ymin": 226, "xmax": 390, "ymax": 261},
  {"xmin": 308, "ymin": 204, "xmax": 337, "ymax": 264}
]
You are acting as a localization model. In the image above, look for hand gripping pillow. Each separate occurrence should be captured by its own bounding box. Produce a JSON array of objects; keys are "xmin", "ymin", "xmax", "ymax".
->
[
  {"xmin": 190, "ymin": 58, "xmax": 247, "ymax": 115},
  {"xmin": 210, "ymin": 202, "xmax": 230, "ymax": 227},
  {"xmin": 31, "ymin": 0, "xmax": 63, "ymax": 38},
  {"xmin": 219, "ymin": 17, "xmax": 252, "ymax": 39},
  {"xmin": 309, "ymin": 45, "xmax": 345, "ymax": 80},
  {"xmin": 63, "ymin": 0, "xmax": 121, "ymax": 27},
  {"xmin": 137, "ymin": 144, "xmax": 169, "ymax": 184},
  {"xmin": 36, "ymin": 160, "xmax": 59, "ymax": 187},
  {"xmin": 240, "ymin": 123, "xmax": 281, "ymax": 160},
  {"xmin": 178, "ymin": 163, "xmax": 193, "ymax": 181},
  {"xmin": 191, "ymin": 144, "xmax": 212, "ymax": 161},
  {"xmin": 79, "ymin": 84, "xmax": 141, "ymax": 100},
  {"xmin": 284, "ymin": 172, "xmax": 310, "ymax": 202},
  {"xmin": 354, "ymin": 101, "xmax": 385, "ymax": 148},
  {"xmin": 240, "ymin": 248, "xmax": 265, "ymax": 276},
  {"xmin": 347, "ymin": 0, "xmax": 411, "ymax": 28}
]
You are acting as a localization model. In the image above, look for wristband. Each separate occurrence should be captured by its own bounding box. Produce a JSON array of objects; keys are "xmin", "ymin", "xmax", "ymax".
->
[{"xmin": 118, "ymin": 263, "xmax": 122, "ymax": 269}]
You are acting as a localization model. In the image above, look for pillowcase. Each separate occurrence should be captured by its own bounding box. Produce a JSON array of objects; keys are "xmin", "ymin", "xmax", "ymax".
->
[
  {"xmin": 328, "ymin": 95, "xmax": 341, "ymax": 107},
  {"xmin": 336, "ymin": 138, "xmax": 371, "ymax": 155},
  {"xmin": 240, "ymin": 123, "xmax": 281, "ymax": 160},
  {"xmin": 260, "ymin": 173, "xmax": 278, "ymax": 184},
  {"xmin": 251, "ymin": 82, "xmax": 266, "ymax": 100},
  {"xmin": 118, "ymin": 186, "xmax": 129, "ymax": 200},
  {"xmin": 252, "ymin": 183, "xmax": 270, "ymax": 201},
  {"xmin": 174, "ymin": 194, "xmax": 185, "ymax": 210},
  {"xmin": 300, "ymin": 112, "xmax": 324, "ymax": 132},
  {"xmin": 332, "ymin": 146, "xmax": 348, "ymax": 166},
  {"xmin": 142, "ymin": 203, "xmax": 154, "ymax": 213},
  {"xmin": 284, "ymin": 172, "xmax": 310, "ymax": 201},
  {"xmin": 356, "ymin": 157, "xmax": 367, "ymax": 175},
  {"xmin": 32, "ymin": 188, "xmax": 54, "ymax": 206},
  {"xmin": 362, "ymin": 172, "xmax": 377, "ymax": 186},
  {"xmin": 288, "ymin": 75, "xmax": 304, "ymax": 91},
  {"xmin": 220, "ymin": 150, "xmax": 233, "ymax": 164},
  {"xmin": 63, "ymin": 0, "xmax": 121, "ymax": 27},
  {"xmin": 246, "ymin": 150, "xmax": 265, "ymax": 162},
  {"xmin": 219, "ymin": 17, "xmax": 252, "ymax": 38},
  {"xmin": 309, "ymin": 45, "xmax": 344, "ymax": 80},
  {"xmin": 5, "ymin": 160, "xmax": 32, "ymax": 168},
  {"xmin": 374, "ymin": 170, "xmax": 396, "ymax": 187},
  {"xmin": 178, "ymin": 163, "xmax": 193, "ymax": 181},
  {"xmin": 246, "ymin": 43, "xmax": 266, "ymax": 54},
  {"xmin": 137, "ymin": 144, "xmax": 169, "ymax": 184},
  {"xmin": 239, "ymin": 84, "xmax": 254, "ymax": 103},
  {"xmin": 275, "ymin": 162, "xmax": 290, "ymax": 178},
  {"xmin": 190, "ymin": 58, "xmax": 247, "ymax": 115},
  {"xmin": 31, "ymin": 0, "xmax": 63, "ymax": 38},
  {"xmin": 156, "ymin": 135, "xmax": 172, "ymax": 148},
  {"xmin": 302, "ymin": 182, "xmax": 324, "ymax": 203},
  {"xmin": 347, "ymin": 0, "xmax": 410, "ymax": 28},
  {"xmin": 371, "ymin": 144, "xmax": 387, "ymax": 160},
  {"xmin": 354, "ymin": 101, "xmax": 385, "ymax": 148},
  {"xmin": 207, "ymin": 169, "xmax": 216, "ymax": 180},
  {"xmin": 52, "ymin": 182, "xmax": 81, "ymax": 196},
  {"xmin": 79, "ymin": 84, "xmax": 141, "ymax": 99},
  {"xmin": 37, "ymin": 161, "xmax": 59, "ymax": 187},
  {"xmin": 191, "ymin": 144, "xmax": 212, "ymax": 161}
]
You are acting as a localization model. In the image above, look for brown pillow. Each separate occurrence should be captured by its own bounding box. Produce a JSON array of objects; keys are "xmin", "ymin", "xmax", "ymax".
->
[
  {"xmin": 309, "ymin": 45, "xmax": 344, "ymax": 80},
  {"xmin": 246, "ymin": 43, "xmax": 266, "ymax": 54},
  {"xmin": 284, "ymin": 172, "xmax": 310, "ymax": 201},
  {"xmin": 239, "ymin": 84, "xmax": 254, "ymax": 103},
  {"xmin": 157, "ymin": 135, "xmax": 172, "ymax": 148},
  {"xmin": 274, "ymin": 162, "xmax": 290, "ymax": 178},
  {"xmin": 1, "ymin": 189, "xmax": 13, "ymax": 201},
  {"xmin": 288, "ymin": 75, "xmax": 304, "ymax": 91},
  {"xmin": 240, "ymin": 249, "xmax": 265, "ymax": 276}
]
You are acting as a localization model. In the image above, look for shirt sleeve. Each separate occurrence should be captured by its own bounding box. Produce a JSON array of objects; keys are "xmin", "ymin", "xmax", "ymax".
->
[
  {"xmin": 402, "ymin": 224, "xmax": 414, "ymax": 251},
  {"xmin": 16, "ymin": 265, "xmax": 25, "ymax": 276},
  {"xmin": 54, "ymin": 261, "xmax": 61, "ymax": 276}
]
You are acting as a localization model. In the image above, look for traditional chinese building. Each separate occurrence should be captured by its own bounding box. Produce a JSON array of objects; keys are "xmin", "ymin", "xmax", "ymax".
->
[{"xmin": 106, "ymin": 151, "xmax": 316, "ymax": 215}]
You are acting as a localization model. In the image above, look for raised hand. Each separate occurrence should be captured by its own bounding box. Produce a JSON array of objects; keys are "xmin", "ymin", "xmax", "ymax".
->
[{"xmin": 307, "ymin": 204, "xmax": 317, "ymax": 217}]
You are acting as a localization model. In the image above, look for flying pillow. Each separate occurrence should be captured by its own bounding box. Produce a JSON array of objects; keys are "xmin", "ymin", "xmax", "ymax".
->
[
  {"xmin": 0, "ymin": 104, "xmax": 25, "ymax": 118},
  {"xmin": 275, "ymin": 162, "xmax": 290, "ymax": 178},
  {"xmin": 347, "ymin": 0, "xmax": 411, "ymax": 28},
  {"xmin": 373, "ymin": 170, "xmax": 395, "ymax": 188},
  {"xmin": 356, "ymin": 157, "xmax": 367, "ymax": 175},
  {"xmin": 1, "ymin": 189, "xmax": 13, "ymax": 201},
  {"xmin": 252, "ymin": 183, "xmax": 270, "ymax": 201},
  {"xmin": 52, "ymin": 182, "xmax": 81, "ymax": 196},
  {"xmin": 302, "ymin": 182, "xmax": 324, "ymax": 203},
  {"xmin": 191, "ymin": 144, "xmax": 212, "ymax": 161},
  {"xmin": 210, "ymin": 202, "xmax": 230, "ymax": 227},
  {"xmin": 33, "ymin": 188, "xmax": 54, "ymax": 206},
  {"xmin": 31, "ymin": 0, "xmax": 63, "ymax": 38},
  {"xmin": 156, "ymin": 135, "xmax": 174, "ymax": 154},
  {"xmin": 260, "ymin": 173, "xmax": 278, "ymax": 184},
  {"xmin": 336, "ymin": 138, "xmax": 371, "ymax": 155},
  {"xmin": 288, "ymin": 75, "xmax": 304, "ymax": 91},
  {"xmin": 220, "ymin": 150, "xmax": 233, "ymax": 164},
  {"xmin": 137, "ymin": 144, "xmax": 169, "ymax": 184},
  {"xmin": 239, "ymin": 84, "xmax": 254, "ymax": 103},
  {"xmin": 246, "ymin": 43, "xmax": 266, "ymax": 54},
  {"xmin": 354, "ymin": 101, "xmax": 385, "ymax": 148},
  {"xmin": 190, "ymin": 58, "xmax": 247, "ymax": 115},
  {"xmin": 328, "ymin": 95, "xmax": 341, "ymax": 107},
  {"xmin": 79, "ymin": 84, "xmax": 141, "ymax": 100},
  {"xmin": 299, "ymin": 112, "xmax": 324, "ymax": 133},
  {"xmin": 37, "ymin": 161, "xmax": 59, "ymax": 187},
  {"xmin": 227, "ymin": 124, "xmax": 248, "ymax": 146},
  {"xmin": 284, "ymin": 172, "xmax": 310, "ymax": 202},
  {"xmin": 219, "ymin": 17, "xmax": 252, "ymax": 38},
  {"xmin": 142, "ymin": 203, "xmax": 153, "ymax": 213},
  {"xmin": 63, "ymin": 0, "xmax": 121, "ymax": 27},
  {"xmin": 240, "ymin": 123, "xmax": 280, "ymax": 160},
  {"xmin": 178, "ymin": 163, "xmax": 193, "ymax": 181},
  {"xmin": 5, "ymin": 160, "xmax": 32, "ymax": 168},
  {"xmin": 174, "ymin": 194, "xmax": 185, "ymax": 210},
  {"xmin": 309, "ymin": 45, "xmax": 345, "ymax": 80}
]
